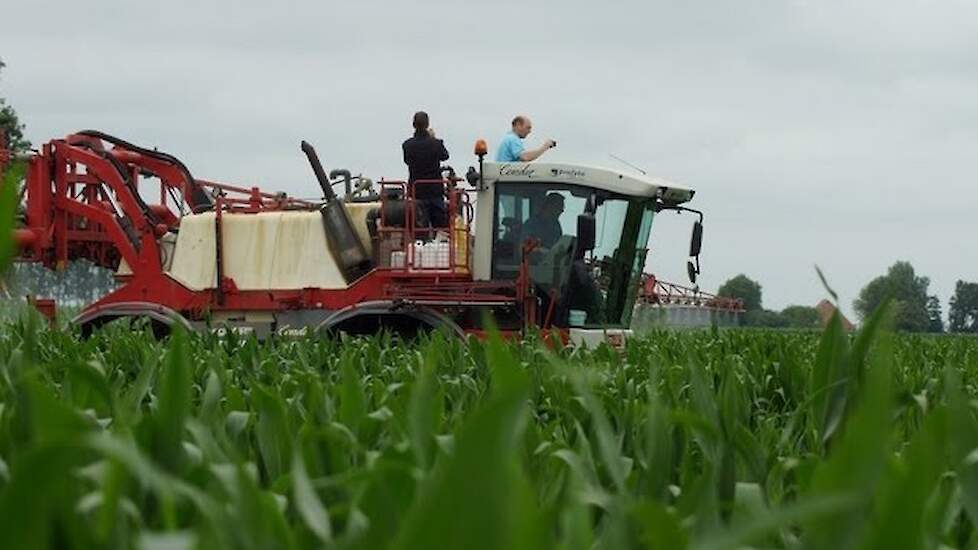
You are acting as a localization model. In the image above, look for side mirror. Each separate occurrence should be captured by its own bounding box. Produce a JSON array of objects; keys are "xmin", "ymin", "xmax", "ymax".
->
[
  {"xmin": 689, "ymin": 220, "xmax": 703, "ymax": 257},
  {"xmin": 687, "ymin": 260, "xmax": 698, "ymax": 284},
  {"xmin": 577, "ymin": 214, "xmax": 596, "ymax": 251}
]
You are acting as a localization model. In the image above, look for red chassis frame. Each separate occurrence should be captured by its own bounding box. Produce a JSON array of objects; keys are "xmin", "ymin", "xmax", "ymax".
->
[{"xmin": 6, "ymin": 131, "xmax": 537, "ymax": 337}]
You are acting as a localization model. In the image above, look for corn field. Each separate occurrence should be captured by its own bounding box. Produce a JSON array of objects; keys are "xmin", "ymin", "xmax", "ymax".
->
[{"xmin": 1, "ymin": 306, "xmax": 977, "ymax": 549}]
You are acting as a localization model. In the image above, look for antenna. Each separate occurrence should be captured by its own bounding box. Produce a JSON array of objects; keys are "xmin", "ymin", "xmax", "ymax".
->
[{"xmin": 608, "ymin": 153, "xmax": 647, "ymax": 175}]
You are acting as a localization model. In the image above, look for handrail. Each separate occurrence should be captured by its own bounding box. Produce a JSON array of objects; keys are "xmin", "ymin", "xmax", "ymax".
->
[
  {"xmin": 375, "ymin": 177, "xmax": 472, "ymax": 275},
  {"xmin": 194, "ymin": 179, "xmax": 319, "ymax": 212}
]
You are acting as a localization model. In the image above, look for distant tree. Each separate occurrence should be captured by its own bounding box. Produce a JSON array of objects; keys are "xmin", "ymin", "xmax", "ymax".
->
[
  {"xmin": 0, "ymin": 58, "xmax": 29, "ymax": 290},
  {"xmin": 0, "ymin": 58, "xmax": 30, "ymax": 153},
  {"xmin": 926, "ymin": 295, "xmax": 944, "ymax": 333},
  {"xmin": 854, "ymin": 261, "xmax": 935, "ymax": 332},
  {"xmin": 949, "ymin": 280, "xmax": 978, "ymax": 333},
  {"xmin": 745, "ymin": 309, "xmax": 787, "ymax": 328},
  {"xmin": 781, "ymin": 305, "xmax": 820, "ymax": 329},
  {"xmin": 6, "ymin": 260, "xmax": 117, "ymax": 305},
  {"xmin": 718, "ymin": 274, "xmax": 762, "ymax": 312}
]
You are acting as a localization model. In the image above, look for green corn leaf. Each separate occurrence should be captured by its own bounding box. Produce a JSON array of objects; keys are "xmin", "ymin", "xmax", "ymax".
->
[
  {"xmin": 687, "ymin": 361, "xmax": 722, "ymax": 465},
  {"xmin": 339, "ymin": 350, "xmax": 367, "ymax": 438},
  {"xmin": 859, "ymin": 406, "xmax": 947, "ymax": 550},
  {"xmin": 120, "ymin": 354, "xmax": 158, "ymax": 422},
  {"xmin": 407, "ymin": 357, "xmax": 440, "ymax": 470},
  {"xmin": 0, "ymin": 442, "xmax": 77, "ymax": 549},
  {"xmin": 392, "ymin": 333, "xmax": 540, "ymax": 550},
  {"xmin": 944, "ymin": 364, "xmax": 978, "ymax": 528},
  {"xmin": 348, "ymin": 451, "xmax": 418, "ymax": 550},
  {"xmin": 232, "ymin": 462, "xmax": 296, "ymax": 550},
  {"xmin": 815, "ymin": 264, "xmax": 839, "ymax": 303},
  {"xmin": 291, "ymin": 447, "xmax": 332, "ymax": 543},
  {"xmin": 0, "ymin": 161, "xmax": 26, "ymax": 275},
  {"xmin": 199, "ymin": 368, "xmax": 223, "ymax": 423},
  {"xmin": 153, "ymin": 327, "xmax": 192, "ymax": 472},
  {"xmin": 849, "ymin": 298, "xmax": 891, "ymax": 386},
  {"xmin": 811, "ymin": 310, "xmax": 850, "ymax": 449},
  {"xmin": 253, "ymin": 384, "xmax": 292, "ymax": 483},
  {"xmin": 633, "ymin": 499, "xmax": 688, "ymax": 550},
  {"xmin": 566, "ymin": 369, "xmax": 628, "ymax": 494},
  {"xmin": 694, "ymin": 493, "xmax": 857, "ymax": 550},
  {"xmin": 16, "ymin": 375, "xmax": 96, "ymax": 444},
  {"xmin": 717, "ymin": 443, "xmax": 736, "ymax": 523},
  {"xmin": 552, "ymin": 448, "xmax": 610, "ymax": 509},
  {"xmin": 66, "ymin": 359, "xmax": 115, "ymax": 417},
  {"xmin": 642, "ymin": 391, "xmax": 674, "ymax": 501},
  {"xmin": 803, "ymin": 326, "xmax": 894, "ymax": 549},
  {"xmin": 95, "ymin": 458, "xmax": 127, "ymax": 543},
  {"xmin": 554, "ymin": 468, "xmax": 595, "ymax": 550}
]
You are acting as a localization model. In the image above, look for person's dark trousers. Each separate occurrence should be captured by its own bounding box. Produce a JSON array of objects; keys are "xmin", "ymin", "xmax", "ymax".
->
[{"xmin": 420, "ymin": 197, "xmax": 448, "ymax": 234}]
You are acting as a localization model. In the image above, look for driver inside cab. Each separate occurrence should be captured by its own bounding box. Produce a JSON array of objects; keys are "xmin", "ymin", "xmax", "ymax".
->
[{"xmin": 521, "ymin": 193, "xmax": 565, "ymax": 249}]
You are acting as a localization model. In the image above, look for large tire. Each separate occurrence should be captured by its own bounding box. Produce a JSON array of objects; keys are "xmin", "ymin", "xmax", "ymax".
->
[
  {"xmin": 326, "ymin": 313, "xmax": 430, "ymax": 340},
  {"xmin": 73, "ymin": 302, "xmax": 192, "ymax": 340},
  {"xmin": 318, "ymin": 302, "xmax": 464, "ymax": 341}
]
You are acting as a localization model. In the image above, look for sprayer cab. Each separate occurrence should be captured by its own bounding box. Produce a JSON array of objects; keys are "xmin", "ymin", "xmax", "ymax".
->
[{"xmin": 467, "ymin": 154, "xmax": 700, "ymax": 341}]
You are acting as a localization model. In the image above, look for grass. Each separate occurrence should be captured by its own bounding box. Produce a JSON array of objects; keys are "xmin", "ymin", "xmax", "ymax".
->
[{"xmin": 0, "ymin": 305, "xmax": 976, "ymax": 549}]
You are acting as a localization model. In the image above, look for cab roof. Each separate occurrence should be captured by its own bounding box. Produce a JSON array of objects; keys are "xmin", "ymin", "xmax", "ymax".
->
[{"xmin": 482, "ymin": 162, "xmax": 695, "ymax": 205}]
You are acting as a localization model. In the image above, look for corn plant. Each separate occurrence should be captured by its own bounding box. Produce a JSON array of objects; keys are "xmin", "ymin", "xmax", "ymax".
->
[{"xmin": 0, "ymin": 306, "xmax": 976, "ymax": 549}]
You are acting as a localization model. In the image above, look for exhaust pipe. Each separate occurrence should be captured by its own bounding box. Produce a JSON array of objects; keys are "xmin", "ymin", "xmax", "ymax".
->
[
  {"xmin": 301, "ymin": 141, "xmax": 337, "ymax": 201},
  {"xmin": 300, "ymin": 140, "xmax": 373, "ymax": 283}
]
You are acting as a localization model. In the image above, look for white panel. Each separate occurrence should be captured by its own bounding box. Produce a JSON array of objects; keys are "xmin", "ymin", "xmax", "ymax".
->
[
  {"xmin": 166, "ymin": 203, "xmax": 378, "ymax": 291},
  {"xmin": 481, "ymin": 162, "xmax": 694, "ymax": 202}
]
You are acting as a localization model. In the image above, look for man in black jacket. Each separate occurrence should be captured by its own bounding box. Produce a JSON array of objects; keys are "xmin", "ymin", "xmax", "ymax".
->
[{"xmin": 402, "ymin": 111, "xmax": 450, "ymax": 229}]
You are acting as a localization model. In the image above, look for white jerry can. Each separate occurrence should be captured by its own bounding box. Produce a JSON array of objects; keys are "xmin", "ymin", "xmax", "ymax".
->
[{"xmin": 390, "ymin": 250, "xmax": 406, "ymax": 269}]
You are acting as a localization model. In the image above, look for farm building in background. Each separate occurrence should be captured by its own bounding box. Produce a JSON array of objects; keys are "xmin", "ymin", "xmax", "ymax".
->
[{"xmin": 815, "ymin": 299, "xmax": 855, "ymax": 331}]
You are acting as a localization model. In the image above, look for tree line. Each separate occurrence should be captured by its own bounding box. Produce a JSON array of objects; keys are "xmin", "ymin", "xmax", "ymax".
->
[
  {"xmin": 2, "ymin": 261, "xmax": 118, "ymax": 306},
  {"xmin": 718, "ymin": 262, "xmax": 978, "ymax": 333}
]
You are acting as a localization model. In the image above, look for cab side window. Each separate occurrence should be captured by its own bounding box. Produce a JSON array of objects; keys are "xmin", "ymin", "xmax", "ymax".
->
[
  {"xmin": 492, "ymin": 188, "xmax": 527, "ymax": 278},
  {"xmin": 491, "ymin": 184, "xmax": 585, "ymax": 279}
]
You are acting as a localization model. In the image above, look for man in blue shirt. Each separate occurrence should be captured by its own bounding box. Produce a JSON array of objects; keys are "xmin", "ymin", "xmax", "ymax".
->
[{"xmin": 495, "ymin": 115, "xmax": 556, "ymax": 162}]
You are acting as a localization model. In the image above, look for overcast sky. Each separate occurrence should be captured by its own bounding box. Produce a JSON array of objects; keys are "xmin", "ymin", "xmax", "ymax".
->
[{"xmin": 3, "ymin": 0, "xmax": 976, "ymax": 320}]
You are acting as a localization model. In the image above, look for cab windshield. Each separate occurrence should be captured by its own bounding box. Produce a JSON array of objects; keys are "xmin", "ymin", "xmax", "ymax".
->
[{"xmin": 491, "ymin": 182, "xmax": 655, "ymax": 328}]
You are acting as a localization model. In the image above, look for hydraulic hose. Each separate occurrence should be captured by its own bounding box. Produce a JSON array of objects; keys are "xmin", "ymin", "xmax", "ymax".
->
[
  {"xmin": 76, "ymin": 130, "xmax": 214, "ymax": 210},
  {"xmin": 64, "ymin": 139, "xmax": 153, "ymax": 249}
]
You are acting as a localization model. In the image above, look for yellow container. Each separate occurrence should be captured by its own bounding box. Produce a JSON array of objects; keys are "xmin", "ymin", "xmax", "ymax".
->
[{"xmin": 453, "ymin": 215, "xmax": 469, "ymax": 271}]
